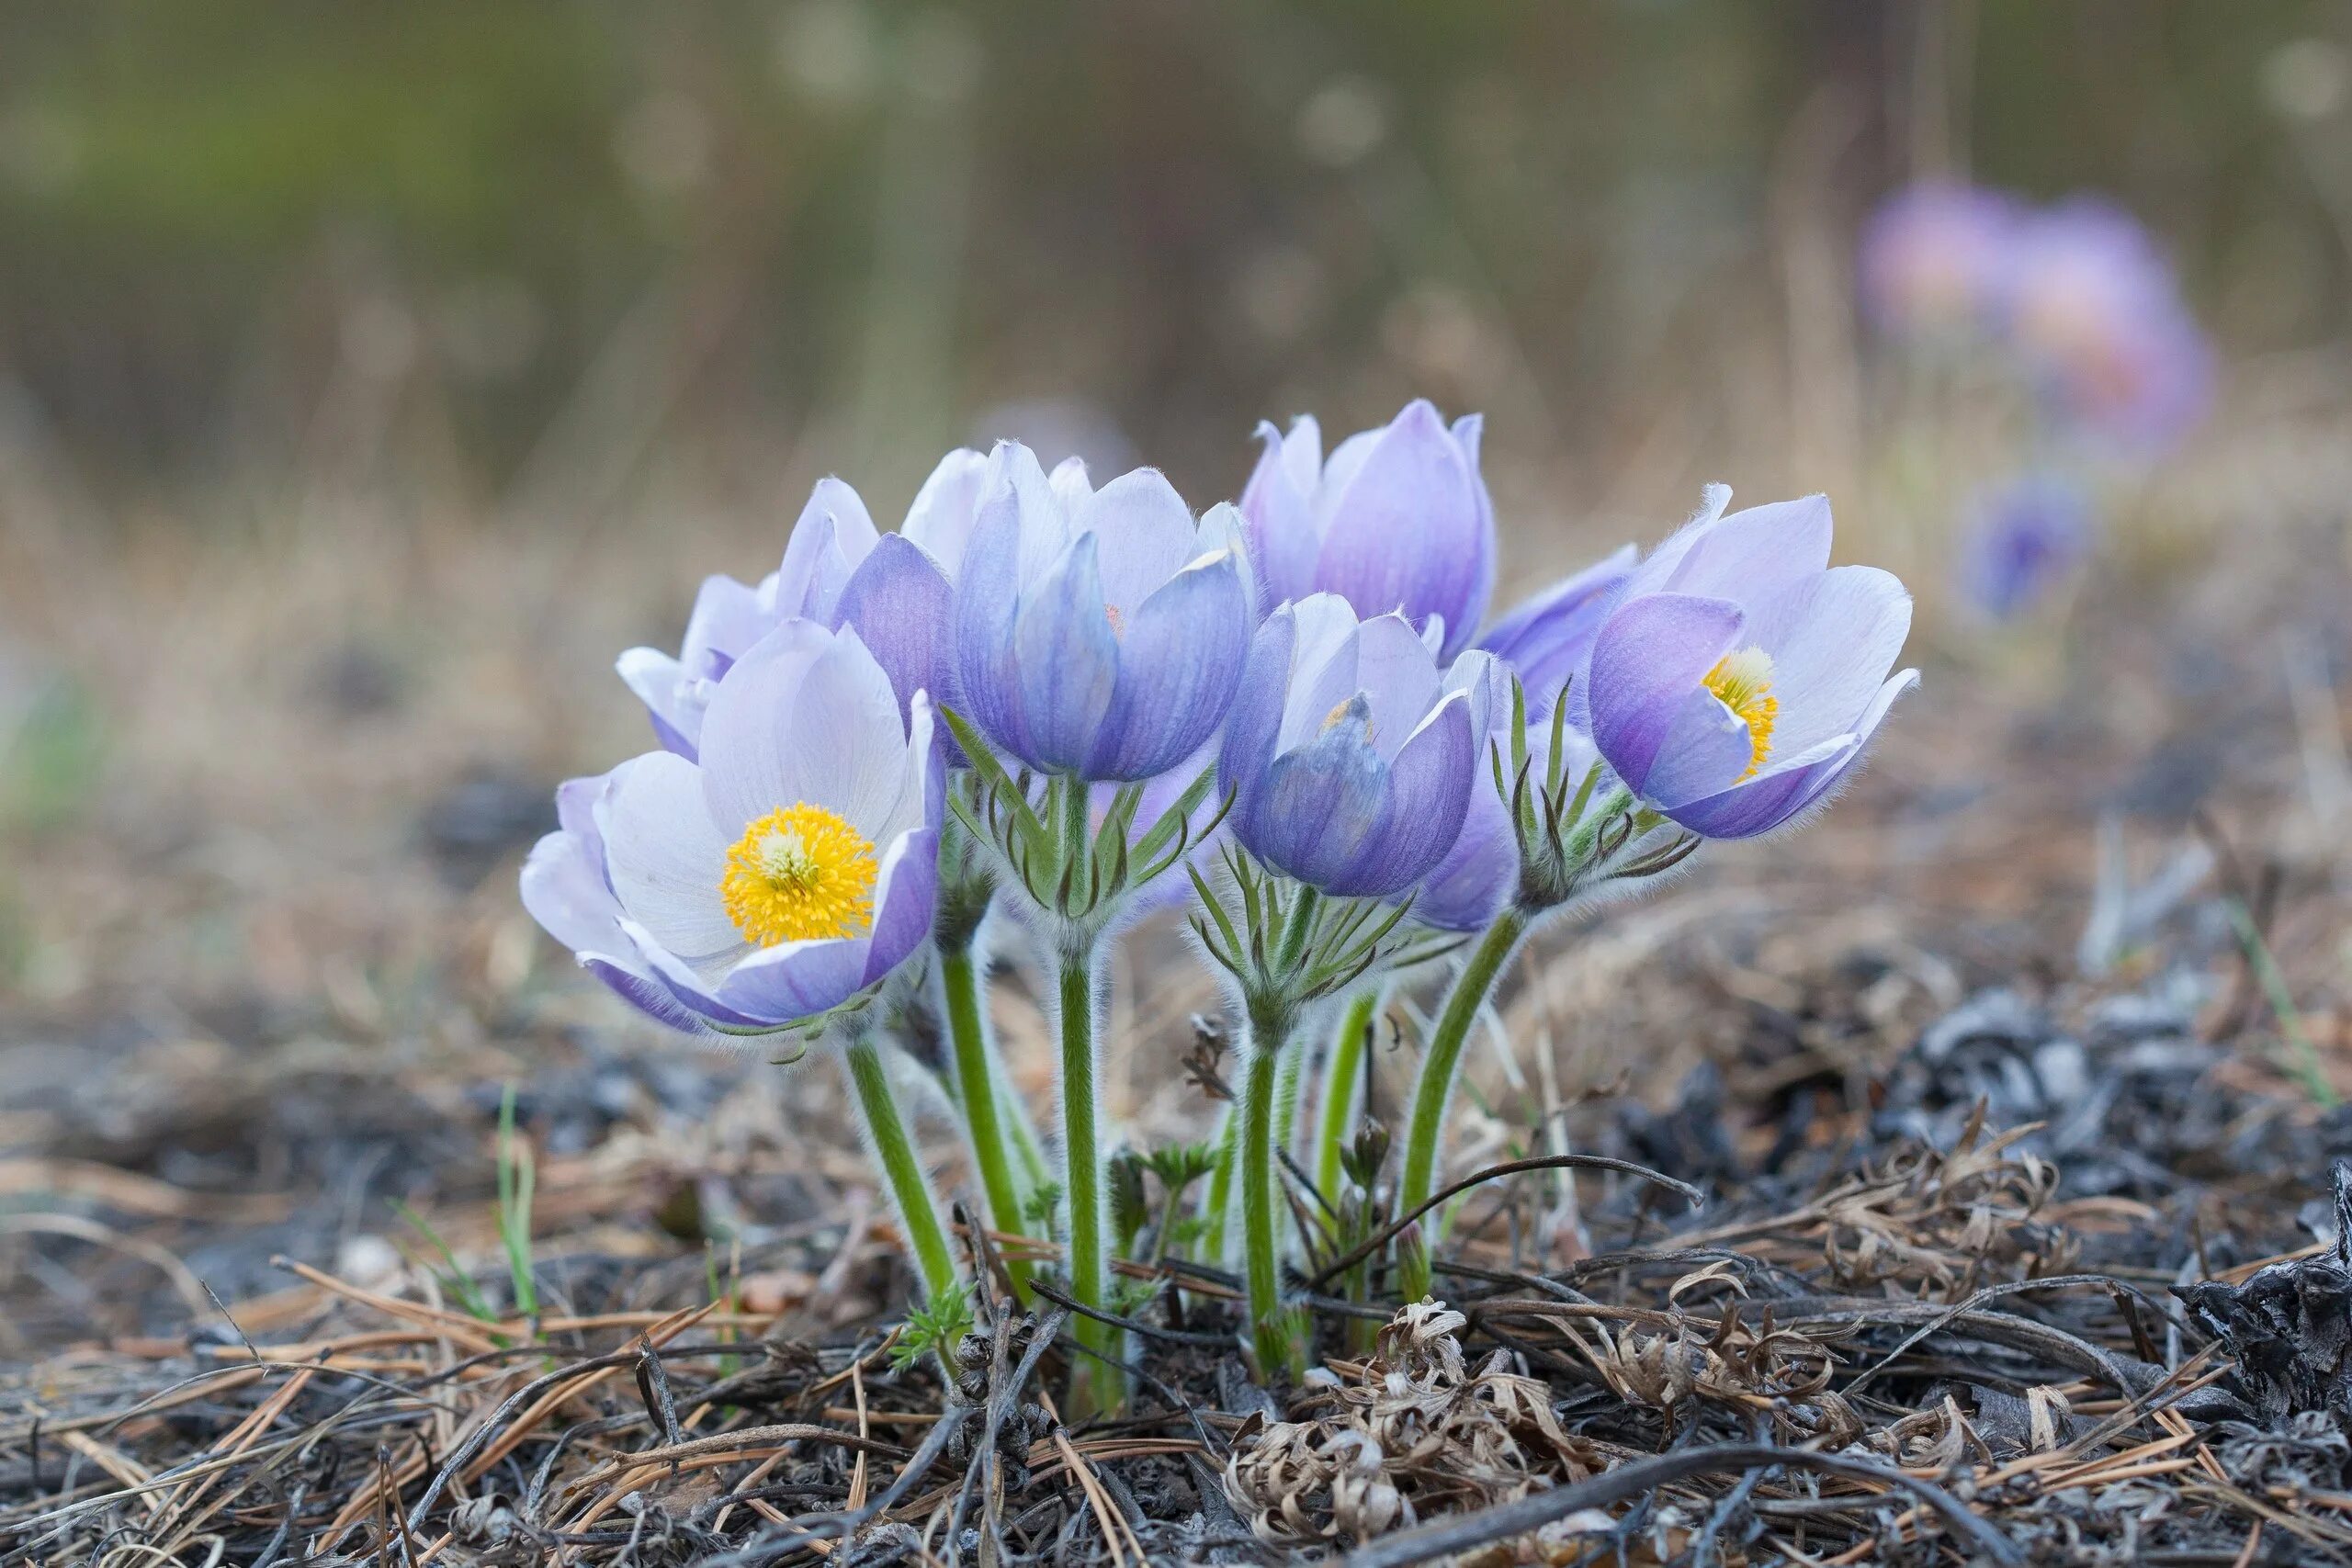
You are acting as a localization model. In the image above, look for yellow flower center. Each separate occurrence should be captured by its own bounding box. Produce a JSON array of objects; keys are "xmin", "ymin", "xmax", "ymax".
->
[
  {"xmin": 1702, "ymin": 647, "xmax": 1779, "ymax": 781},
  {"xmin": 719, "ymin": 802, "xmax": 877, "ymax": 946}
]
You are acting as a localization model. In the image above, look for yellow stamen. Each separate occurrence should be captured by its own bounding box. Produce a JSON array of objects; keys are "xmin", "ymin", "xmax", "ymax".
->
[
  {"xmin": 1702, "ymin": 648, "xmax": 1779, "ymax": 781},
  {"xmin": 1321, "ymin": 695, "xmax": 1374, "ymax": 743},
  {"xmin": 719, "ymin": 802, "xmax": 878, "ymax": 946}
]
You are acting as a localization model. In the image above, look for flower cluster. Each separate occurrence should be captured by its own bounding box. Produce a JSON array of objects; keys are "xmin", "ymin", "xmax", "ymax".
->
[
  {"xmin": 1861, "ymin": 181, "xmax": 2212, "ymax": 451},
  {"xmin": 1860, "ymin": 180, "xmax": 2211, "ymax": 624},
  {"xmin": 523, "ymin": 400, "xmax": 1917, "ymax": 1396}
]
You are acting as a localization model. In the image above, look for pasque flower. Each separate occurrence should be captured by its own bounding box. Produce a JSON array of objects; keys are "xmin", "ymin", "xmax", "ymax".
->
[
  {"xmin": 1585, "ymin": 489, "xmax": 1917, "ymax": 840},
  {"xmin": 1217, "ymin": 594, "xmax": 1480, "ymax": 897},
  {"xmin": 954, "ymin": 443, "xmax": 1253, "ymax": 782},
  {"xmin": 529, "ymin": 619, "xmax": 942, "ymax": 1032},
  {"xmin": 1859, "ymin": 181, "xmax": 2021, "ymax": 337},
  {"xmin": 1959, "ymin": 474, "xmax": 2094, "ymax": 621},
  {"xmin": 2004, "ymin": 199, "xmax": 2212, "ymax": 450},
  {"xmin": 1239, "ymin": 400, "xmax": 1495, "ymax": 660},
  {"xmin": 617, "ymin": 454, "xmax": 985, "ymax": 756}
]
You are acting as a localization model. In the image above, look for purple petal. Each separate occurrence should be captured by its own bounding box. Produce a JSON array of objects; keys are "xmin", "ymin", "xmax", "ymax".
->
[
  {"xmin": 1372, "ymin": 691, "xmax": 1476, "ymax": 895},
  {"xmin": 1745, "ymin": 566, "xmax": 1914, "ymax": 757},
  {"xmin": 714, "ymin": 936, "xmax": 873, "ymax": 1023},
  {"xmin": 860, "ymin": 826, "xmax": 940, "ymax": 986},
  {"xmin": 1611, "ymin": 485, "xmax": 1733, "ymax": 607},
  {"xmin": 581, "ymin": 955, "xmax": 713, "ymax": 1034},
  {"xmin": 520, "ymin": 829, "xmax": 626, "ymax": 958},
  {"xmin": 1088, "ymin": 549, "xmax": 1250, "ymax": 780},
  {"xmin": 678, "ymin": 572, "xmax": 773, "ymax": 676},
  {"xmin": 951, "ymin": 478, "xmax": 1035, "ymax": 760},
  {"xmin": 1080, "ymin": 468, "xmax": 1196, "ymax": 620},
  {"xmin": 1217, "ymin": 608, "xmax": 1297, "ymax": 810},
  {"xmin": 834, "ymin": 532, "xmax": 956, "ymax": 723},
  {"xmin": 1413, "ymin": 783, "xmax": 1515, "ymax": 932},
  {"xmin": 1664, "ymin": 495, "xmax": 1834, "ymax": 609},
  {"xmin": 1313, "ymin": 400, "xmax": 1493, "ymax": 660},
  {"xmin": 601, "ymin": 752, "xmax": 741, "ymax": 966},
  {"xmin": 615, "ymin": 648, "xmax": 701, "ymax": 759},
  {"xmin": 1250, "ymin": 717, "xmax": 1394, "ymax": 892},
  {"xmin": 1476, "ymin": 544, "xmax": 1638, "ymax": 714},
  {"xmin": 1351, "ymin": 611, "xmax": 1444, "ymax": 762},
  {"xmin": 1586, "ymin": 593, "xmax": 1746, "ymax": 795},
  {"xmin": 1012, "ymin": 531, "xmax": 1120, "ymax": 773},
  {"xmin": 699, "ymin": 622, "xmax": 905, "ymax": 839},
  {"xmin": 1238, "ymin": 420, "xmax": 1323, "ymax": 611},
  {"xmin": 1641, "ymin": 686, "xmax": 1760, "ymax": 808},
  {"xmin": 775, "ymin": 479, "xmax": 882, "ymax": 620},
  {"xmin": 1663, "ymin": 669, "xmax": 1918, "ymax": 839},
  {"xmin": 901, "ymin": 447, "xmax": 990, "ymax": 578}
]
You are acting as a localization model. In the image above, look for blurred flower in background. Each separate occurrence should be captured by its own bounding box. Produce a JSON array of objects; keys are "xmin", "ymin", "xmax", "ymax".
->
[
  {"xmin": 2004, "ymin": 200, "xmax": 2215, "ymax": 451},
  {"xmin": 1858, "ymin": 181, "xmax": 2020, "ymax": 339},
  {"xmin": 1957, "ymin": 474, "xmax": 2095, "ymax": 623}
]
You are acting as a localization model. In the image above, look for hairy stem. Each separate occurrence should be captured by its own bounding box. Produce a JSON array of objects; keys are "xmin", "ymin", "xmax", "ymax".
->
[
  {"xmin": 1315, "ymin": 988, "xmax": 1381, "ymax": 1202},
  {"xmin": 1396, "ymin": 906, "xmax": 1530, "ymax": 1302},
  {"xmin": 1240, "ymin": 1027, "xmax": 1302, "ymax": 1380},
  {"xmin": 1055, "ymin": 776, "xmax": 1123, "ymax": 1414},
  {"xmin": 939, "ymin": 941, "xmax": 1028, "ymax": 1287},
  {"xmin": 844, "ymin": 1034, "xmax": 959, "ymax": 1304},
  {"xmin": 1200, "ymin": 1100, "xmax": 1239, "ymax": 1260}
]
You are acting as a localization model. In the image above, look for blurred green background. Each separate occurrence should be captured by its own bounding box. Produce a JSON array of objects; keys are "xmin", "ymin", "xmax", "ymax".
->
[{"xmin": 2, "ymin": 1, "xmax": 2344, "ymax": 520}]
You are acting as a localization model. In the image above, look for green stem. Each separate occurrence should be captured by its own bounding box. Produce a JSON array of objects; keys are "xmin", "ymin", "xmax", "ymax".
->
[
  {"xmin": 939, "ymin": 941, "xmax": 1029, "ymax": 1280},
  {"xmin": 1396, "ymin": 905, "xmax": 1530, "ymax": 1302},
  {"xmin": 1315, "ymin": 988, "xmax": 1380, "ymax": 1202},
  {"xmin": 1201, "ymin": 1100, "xmax": 1238, "ymax": 1260},
  {"xmin": 844, "ymin": 1034, "xmax": 959, "ymax": 1303},
  {"xmin": 1054, "ymin": 776, "xmax": 1122, "ymax": 1413},
  {"xmin": 1240, "ymin": 1029, "xmax": 1302, "ymax": 1379}
]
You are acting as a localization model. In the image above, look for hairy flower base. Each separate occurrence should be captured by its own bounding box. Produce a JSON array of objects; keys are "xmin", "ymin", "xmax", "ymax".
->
[
  {"xmin": 720, "ymin": 802, "xmax": 878, "ymax": 945},
  {"xmin": 1702, "ymin": 648, "xmax": 1779, "ymax": 781}
]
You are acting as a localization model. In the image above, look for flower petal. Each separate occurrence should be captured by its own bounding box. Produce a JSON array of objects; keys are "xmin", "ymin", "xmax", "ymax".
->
[
  {"xmin": 1089, "ymin": 547, "xmax": 1250, "ymax": 779},
  {"xmin": 951, "ymin": 475, "xmax": 1035, "ymax": 760},
  {"xmin": 615, "ymin": 647, "xmax": 701, "ymax": 758},
  {"xmin": 1002, "ymin": 531, "xmax": 1118, "ymax": 773},
  {"xmin": 1080, "ymin": 468, "xmax": 1196, "ymax": 620},
  {"xmin": 1352, "ymin": 610, "xmax": 1444, "ymax": 762},
  {"xmin": 1664, "ymin": 494, "xmax": 1835, "ymax": 609},
  {"xmin": 602, "ymin": 751, "xmax": 742, "ymax": 966},
  {"xmin": 714, "ymin": 935, "xmax": 873, "ymax": 1023},
  {"xmin": 699, "ymin": 621, "xmax": 906, "ymax": 838},
  {"xmin": 520, "ymin": 829, "xmax": 625, "ymax": 958},
  {"xmin": 1253, "ymin": 721, "xmax": 1394, "ymax": 892},
  {"xmin": 775, "ymin": 478, "xmax": 881, "ymax": 620},
  {"xmin": 1313, "ymin": 400, "xmax": 1491, "ymax": 659},
  {"xmin": 1476, "ymin": 544, "xmax": 1638, "ymax": 714},
  {"xmin": 1239, "ymin": 420, "xmax": 1324, "ymax": 611},
  {"xmin": 1663, "ymin": 669, "xmax": 1918, "ymax": 839},
  {"xmin": 834, "ymin": 531, "xmax": 956, "ymax": 723},
  {"xmin": 901, "ymin": 447, "xmax": 990, "ymax": 578},
  {"xmin": 860, "ymin": 825, "xmax": 940, "ymax": 987},
  {"xmin": 1373, "ymin": 690, "xmax": 1476, "ymax": 895},
  {"xmin": 1743, "ymin": 565, "xmax": 1914, "ymax": 756},
  {"xmin": 1586, "ymin": 593, "xmax": 1746, "ymax": 795}
]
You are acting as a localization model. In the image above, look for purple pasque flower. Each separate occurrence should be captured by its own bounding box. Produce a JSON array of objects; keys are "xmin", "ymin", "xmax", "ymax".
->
[
  {"xmin": 953, "ymin": 443, "xmax": 1253, "ymax": 782},
  {"xmin": 1858, "ymin": 181, "xmax": 2021, "ymax": 337},
  {"xmin": 529, "ymin": 619, "xmax": 942, "ymax": 1033},
  {"xmin": 1959, "ymin": 474, "xmax": 2095, "ymax": 621},
  {"xmin": 2002, "ymin": 198, "xmax": 2212, "ymax": 450},
  {"xmin": 1475, "ymin": 544, "xmax": 1637, "ymax": 716},
  {"xmin": 1584, "ymin": 488, "xmax": 1918, "ymax": 840},
  {"xmin": 617, "ymin": 454, "xmax": 983, "ymax": 758},
  {"xmin": 1239, "ymin": 400, "xmax": 1495, "ymax": 660},
  {"xmin": 1217, "ymin": 594, "xmax": 1480, "ymax": 897}
]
